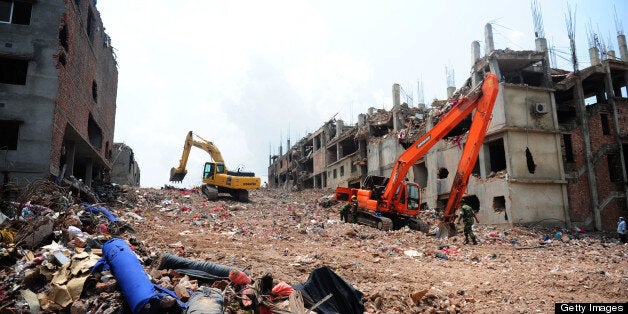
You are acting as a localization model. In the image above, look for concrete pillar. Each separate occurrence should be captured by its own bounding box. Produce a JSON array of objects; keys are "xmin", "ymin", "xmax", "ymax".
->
[
  {"xmin": 287, "ymin": 138, "xmax": 291, "ymax": 150},
  {"xmin": 358, "ymin": 113, "xmax": 366, "ymax": 127},
  {"xmin": 447, "ymin": 86, "xmax": 456, "ymax": 99},
  {"xmin": 336, "ymin": 120, "xmax": 344, "ymax": 137},
  {"xmin": 84, "ymin": 158, "xmax": 93, "ymax": 187},
  {"xmin": 392, "ymin": 83, "xmax": 401, "ymax": 107},
  {"xmin": 574, "ymin": 74, "xmax": 601, "ymax": 230},
  {"xmin": 392, "ymin": 107, "xmax": 400, "ymax": 132},
  {"xmin": 471, "ymin": 40, "xmax": 483, "ymax": 87},
  {"xmin": 64, "ymin": 141, "xmax": 76, "ymax": 179},
  {"xmin": 484, "ymin": 23, "xmax": 494, "ymax": 55},
  {"xmin": 337, "ymin": 143, "xmax": 342, "ymax": 160},
  {"xmin": 471, "ymin": 40, "xmax": 481, "ymax": 66},
  {"xmin": 589, "ymin": 47, "xmax": 600, "ymax": 66},
  {"xmin": 618, "ymin": 34, "xmax": 628, "ymax": 62},
  {"xmin": 607, "ymin": 50, "xmax": 616, "ymax": 60},
  {"xmin": 535, "ymin": 37, "xmax": 552, "ymax": 87}
]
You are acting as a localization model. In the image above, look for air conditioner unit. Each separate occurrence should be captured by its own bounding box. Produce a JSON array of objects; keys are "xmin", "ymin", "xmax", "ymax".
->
[{"xmin": 533, "ymin": 103, "xmax": 549, "ymax": 114}]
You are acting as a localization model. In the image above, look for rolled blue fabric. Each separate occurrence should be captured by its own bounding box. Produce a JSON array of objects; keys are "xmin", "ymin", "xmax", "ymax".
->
[
  {"xmin": 100, "ymin": 238, "xmax": 160, "ymax": 313},
  {"xmin": 82, "ymin": 203, "xmax": 119, "ymax": 222}
]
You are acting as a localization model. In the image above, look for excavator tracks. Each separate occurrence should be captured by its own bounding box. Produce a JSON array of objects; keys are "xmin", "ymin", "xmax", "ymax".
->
[{"xmin": 355, "ymin": 212, "xmax": 393, "ymax": 231}]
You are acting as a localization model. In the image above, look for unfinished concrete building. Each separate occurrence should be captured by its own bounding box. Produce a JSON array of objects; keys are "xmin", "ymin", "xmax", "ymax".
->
[
  {"xmin": 0, "ymin": 0, "xmax": 117, "ymax": 191},
  {"xmin": 268, "ymin": 118, "xmax": 364, "ymax": 190},
  {"xmin": 111, "ymin": 143, "xmax": 140, "ymax": 187},
  {"xmin": 269, "ymin": 20, "xmax": 628, "ymax": 231}
]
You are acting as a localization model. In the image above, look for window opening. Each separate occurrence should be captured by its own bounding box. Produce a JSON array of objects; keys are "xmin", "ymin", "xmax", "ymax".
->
[
  {"xmin": 333, "ymin": 169, "xmax": 337, "ymax": 179},
  {"xmin": 488, "ymin": 138, "xmax": 506, "ymax": 172},
  {"xmin": 0, "ymin": 120, "xmax": 20, "ymax": 150},
  {"xmin": 493, "ymin": 196, "xmax": 505, "ymax": 212},
  {"xmin": 0, "ymin": 57, "xmax": 28, "ymax": 85},
  {"xmin": 0, "ymin": 1, "xmax": 32, "ymax": 25},
  {"xmin": 340, "ymin": 166, "xmax": 344, "ymax": 177},
  {"xmin": 601, "ymin": 114, "xmax": 610, "ymax": 135},
  {"xmin": 87, "ymin": 114, "xmax": 102, "ymax": 149},
  {"xmin": 607, "ymin": 154, "xmax": 621, "ymax": 183},
  {"xmin": 563, "ymin": 134, "xmax": 574, "ymax": 163}
]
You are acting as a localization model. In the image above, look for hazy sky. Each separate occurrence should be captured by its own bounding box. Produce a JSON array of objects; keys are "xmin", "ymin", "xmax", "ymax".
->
[{"xmin": 96, "ymin": 0, "xmax": 628, "ymax": 188}]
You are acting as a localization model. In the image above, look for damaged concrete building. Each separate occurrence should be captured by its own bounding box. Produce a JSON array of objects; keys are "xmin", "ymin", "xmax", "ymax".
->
[
  {"xmin": 110, "ymin": 143, "xmax": 140, "ymax": 187},
  {"xmin": 1, "ymin": 0, "xmax": 118, "ymax": 191},
  {"xmin": 269, "ymin": 23, "xmax": 628, "ymax": 231}
]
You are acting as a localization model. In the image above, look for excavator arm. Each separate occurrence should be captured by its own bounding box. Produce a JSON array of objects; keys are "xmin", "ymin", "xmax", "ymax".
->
[
  {"xmin": 170, "ymin": 131, "xmax": 225, "ymax": 182},
  {"xmin": 380, "ymin": 73, "xmax": 499, "ymax": 215}
]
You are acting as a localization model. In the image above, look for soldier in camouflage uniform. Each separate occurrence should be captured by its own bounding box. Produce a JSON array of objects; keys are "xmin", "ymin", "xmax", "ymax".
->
[{"xmin": 455, "ymin": 199, "xmax": 479, "ymax": 245}]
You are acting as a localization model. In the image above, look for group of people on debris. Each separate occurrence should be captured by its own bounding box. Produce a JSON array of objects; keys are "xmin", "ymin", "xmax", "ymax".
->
[
  {"xmin": 338, "ymin": 196, "xmax": 480, "ymax": 245},
  {"xmin": 338, "ymin": 196, "xmax": 628, "ymax": 245}
]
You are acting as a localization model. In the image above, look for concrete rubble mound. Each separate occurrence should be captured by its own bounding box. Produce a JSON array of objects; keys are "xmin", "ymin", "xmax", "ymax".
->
[{"xmin": 0, "ymin": 180, "xmax": 626, "ymax": 313}]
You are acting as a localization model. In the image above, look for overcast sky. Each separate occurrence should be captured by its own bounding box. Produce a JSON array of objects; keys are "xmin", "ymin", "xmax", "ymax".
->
[{"xmin": 96, "ymin": 0, "xmax": 628, "ymax": 188}]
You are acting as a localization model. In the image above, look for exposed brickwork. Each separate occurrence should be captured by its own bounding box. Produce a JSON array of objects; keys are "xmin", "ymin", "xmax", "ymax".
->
[
  {"xmin": 566, "ymin": 104, "xmax": 627, "ymax": 231},
  {"xmin": 51, "ymin": 1, "xmax": 118, "ymax": 173}
]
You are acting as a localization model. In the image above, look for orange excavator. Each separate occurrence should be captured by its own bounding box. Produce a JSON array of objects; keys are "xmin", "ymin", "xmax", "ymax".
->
[{"xmin": 335, "ymin": 73, "xmax": 499, "ymax": 234}]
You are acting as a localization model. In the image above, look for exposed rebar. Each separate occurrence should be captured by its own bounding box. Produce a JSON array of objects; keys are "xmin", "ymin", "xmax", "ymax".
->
[{"xmin": 531, "ymin": 0, "xmax": 545, "ymax": 38}]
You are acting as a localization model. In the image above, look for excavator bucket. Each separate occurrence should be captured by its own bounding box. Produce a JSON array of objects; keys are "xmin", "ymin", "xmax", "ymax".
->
[
  {"xmin": 436, "ymin": 221, "xmax": 458, "ymax": 238},
  {"xmin": 169, "ymin": 167, "xmax": 187, "ymax": 182}
]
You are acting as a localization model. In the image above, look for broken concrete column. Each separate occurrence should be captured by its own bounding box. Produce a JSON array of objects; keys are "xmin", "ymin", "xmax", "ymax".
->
[
  {"xmin": 471, "ymin": 40, "xmax": 481, "ymax": 65},
  {"xmin": 535, "ymin": 37, "xmax": 551, "ymax": 87},
  {"xmin": 471, "ymin": 40, "xmax": 482, "ymax": 86},
  {"xmin": 484, "ymin": 23, "xmax": 494, "ymax": 55},
  {"xmin": 336, "ymin": 120, "xmax": 344, "ymax": 137},
  {"xmin": 392, "ymin": 105, "xmax": 401, "ymax": 132},
  {"xmin": 447, "ymin": 86, "xmax": 456, "ymax": 99},
  {"xmin": 607, "ymin": 50, "xmax": 616, "ymax": 60},
  {"xmin": 618, "ymin": 34, "xmax": 628, "ymax": 62},
  {"xmin": 358, "ymin": 113, "xmax": 366, "ymax": 127},
  {"xmin": 589, "ymin": 47, "xmax": 600, "ymax": 66},
  {"xmin": 392, "ymin": 83, "xmax": 401, "ymax": 107}
]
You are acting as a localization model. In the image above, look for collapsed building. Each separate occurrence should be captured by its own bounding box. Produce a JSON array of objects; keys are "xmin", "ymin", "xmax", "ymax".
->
[
  {"xmin": 0, "ymin": 0, "xmax": 122, "ymax": 192},
  {"xmin": 269, "ymin": 23, "xmax": 628, "ymax": 231},
  {"xmin": 110, "ymin": 143, "xmax": 140, "ymax": 186}
]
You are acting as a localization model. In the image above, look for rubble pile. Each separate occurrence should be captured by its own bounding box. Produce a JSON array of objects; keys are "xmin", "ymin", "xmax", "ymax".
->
[{"xmin": 1, "ymin": 180, "xmax": 626, "ymax": 313}]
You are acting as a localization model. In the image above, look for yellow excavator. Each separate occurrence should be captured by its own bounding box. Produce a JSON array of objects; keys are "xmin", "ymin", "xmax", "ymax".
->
[{"xmin": 169, "ymin": 131, "xmax": 260, "ymax": 201}]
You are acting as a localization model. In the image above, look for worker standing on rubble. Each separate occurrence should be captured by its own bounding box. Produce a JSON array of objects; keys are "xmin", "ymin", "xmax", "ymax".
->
[
  {"xmin": 340, "ymin": 202, "xmax": 351, "ymax": 222},
  {"xmin": 617, "ymin": 217, "xmax": 626, "ymax": 244},
  {"xmin": 351, "ymin": 195, "xmax": 358, "ymax": 223},
  {"xmin": 456, "ymin": 199, "xmax": 479, "ymax": 245}
]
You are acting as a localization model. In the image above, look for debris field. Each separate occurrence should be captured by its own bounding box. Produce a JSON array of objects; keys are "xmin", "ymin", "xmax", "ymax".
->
[{"xmin": 1, "ymin": 181, "xmax": 626, "ymax": 313}]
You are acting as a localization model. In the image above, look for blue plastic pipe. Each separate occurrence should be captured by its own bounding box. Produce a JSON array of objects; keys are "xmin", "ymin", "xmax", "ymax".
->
[{"xmin": 96, "ymin": 238, "xmax": 160, "ymax": 313}]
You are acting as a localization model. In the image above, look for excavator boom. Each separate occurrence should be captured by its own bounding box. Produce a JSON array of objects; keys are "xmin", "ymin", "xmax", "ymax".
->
[
  {"xmin": 381, "ymin": 73, "xmax": 499, "ymax": 214},
  {"xmin": 335, "ymin": 73, "xmax": 499, "ymax": 232},
  {"xmin": 170, "ymin": 131, "xmax": 224, "ymax": 182}
]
